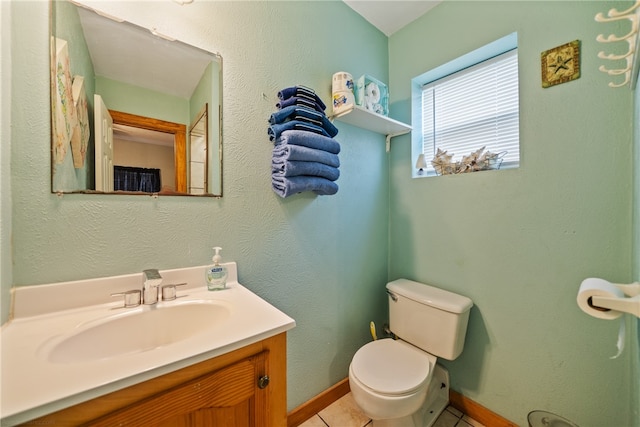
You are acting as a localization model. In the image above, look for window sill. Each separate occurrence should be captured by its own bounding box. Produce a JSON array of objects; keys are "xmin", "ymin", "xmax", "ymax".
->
[{"xmin": 414, "ymin": 163, "xmax": 518, "ymax": 178}]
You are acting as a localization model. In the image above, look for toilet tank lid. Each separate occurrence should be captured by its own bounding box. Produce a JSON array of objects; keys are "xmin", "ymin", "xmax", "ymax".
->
[{"xmin": 386, "ymin": 279, "xmax": 473, "ymax": 314}]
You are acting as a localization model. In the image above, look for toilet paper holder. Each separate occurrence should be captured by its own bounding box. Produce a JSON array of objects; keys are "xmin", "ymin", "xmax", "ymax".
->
[{"xmin": 584, "ymin": 278, "xmax": 640, "ymax": 318}]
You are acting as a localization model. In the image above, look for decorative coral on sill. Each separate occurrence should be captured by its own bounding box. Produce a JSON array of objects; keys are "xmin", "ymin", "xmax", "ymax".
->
[{"xmin": 431, "ymin": 146, "xmax": 506, "ymax": 176}]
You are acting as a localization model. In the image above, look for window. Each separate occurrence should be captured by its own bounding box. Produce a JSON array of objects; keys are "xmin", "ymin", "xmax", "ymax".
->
[{"xmin": 412, "ymin": 34, "xmax": 519, "ymax": 177}]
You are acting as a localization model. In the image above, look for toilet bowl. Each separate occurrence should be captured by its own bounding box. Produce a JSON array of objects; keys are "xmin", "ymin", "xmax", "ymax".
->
[
  {"xmin": 349, "ymin": 339, "xmax": 436, "ymax": 421},
  {"xmin": 349, "ymin": 279, "xmax": 473, "ymax": 427}
]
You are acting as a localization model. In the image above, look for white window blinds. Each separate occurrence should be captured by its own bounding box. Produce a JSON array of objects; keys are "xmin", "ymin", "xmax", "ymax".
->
[{"xmin": 421, "ymin": 49, "xmax": 519, "ymax": 173}]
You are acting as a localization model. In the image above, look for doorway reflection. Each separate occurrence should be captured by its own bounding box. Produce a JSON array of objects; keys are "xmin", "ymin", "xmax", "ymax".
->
[
  {"xmin": 113, "ymin": 125, "xmax": 176, "ymax": 193},
  {"xmin": 189, "ymin": 105, "xmax": 208, "ymax": 195}
]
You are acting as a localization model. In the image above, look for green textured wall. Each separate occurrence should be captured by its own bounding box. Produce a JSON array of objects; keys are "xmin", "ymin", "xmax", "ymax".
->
[
  {"xmin": 633, "ymin": 52, "xmax": 640, "ymax": 427},
  {"xmin": 5, "ymin": 0, "xmax": 390, "ymax": 410},
  {"xmin": 4, "ymin": 0, "xmax": 639, "ymax": 423},
  {"xmin": 1, "ymin": 0, "xmax": 12, "ymax": 326},
  {"xmin": 95, "ymin": 77, "xmax": 190, "ymax": 125},
  {"xmin": 388, "ymin": 2, "xmax": 635, "ymax": 426}
]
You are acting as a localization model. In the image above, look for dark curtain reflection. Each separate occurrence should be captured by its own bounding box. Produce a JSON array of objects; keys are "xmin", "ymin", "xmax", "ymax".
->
[{"xmin": 114, "ymin": 166, "xmax": 161, "ymax": 193}]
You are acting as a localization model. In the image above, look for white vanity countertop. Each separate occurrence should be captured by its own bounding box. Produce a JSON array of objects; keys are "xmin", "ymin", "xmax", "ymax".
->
[{"xmin": 0, "ymin": 263, "xmax": 295, "ymax": 426}]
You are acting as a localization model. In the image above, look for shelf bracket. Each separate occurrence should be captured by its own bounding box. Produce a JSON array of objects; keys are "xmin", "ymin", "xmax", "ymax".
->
[{"xmin": 385, "ymin": 132, "xmax": 410, "ymax": 152}]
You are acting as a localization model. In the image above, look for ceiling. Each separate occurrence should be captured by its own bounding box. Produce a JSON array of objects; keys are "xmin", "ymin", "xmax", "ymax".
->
[
  {"xmin": 343, "ymin": 0, "xmax": 442, "ymax": 36},
  {"xmin": 76, "ymin": 5, "xmax": 215, "ymax": 99},
  {"xmin": 113, "ymin": 123, "xmax": 174, "ymax": 147}
]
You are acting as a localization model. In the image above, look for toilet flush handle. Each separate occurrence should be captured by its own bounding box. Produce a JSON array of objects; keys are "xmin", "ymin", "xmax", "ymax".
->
[{"xmin": 387, "ymin": 290, "xmax": 398, "ymax": 302}]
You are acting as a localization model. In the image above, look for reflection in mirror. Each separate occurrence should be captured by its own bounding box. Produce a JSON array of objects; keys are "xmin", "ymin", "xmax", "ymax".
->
[
  {"xmin": 189, "ymin": 104, "xmax": 208, "ymax": 195},
  {"xmin": 109, "ymin": 109, "xmax": 187, "ymax": 193},
  {"xmin": 50, "ymin": 0, "xmax": 222, "ymax": 196}
]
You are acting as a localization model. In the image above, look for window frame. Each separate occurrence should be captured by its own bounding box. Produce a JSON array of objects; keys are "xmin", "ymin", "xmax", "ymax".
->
[{"xmin": 411, "ymin": 32, "xmax": 519, "ymax": 178}]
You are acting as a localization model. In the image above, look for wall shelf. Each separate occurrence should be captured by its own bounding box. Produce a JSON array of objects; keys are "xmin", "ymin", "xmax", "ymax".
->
[{"xmin": 331, "ymin": 105, "xmax": 412, "ymax": 151}]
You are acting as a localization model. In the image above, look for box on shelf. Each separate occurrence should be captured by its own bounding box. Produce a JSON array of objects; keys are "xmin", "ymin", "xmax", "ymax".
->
[{"xmin": 354, "ymin": 74, "xmax": 389, "ymax": 116}]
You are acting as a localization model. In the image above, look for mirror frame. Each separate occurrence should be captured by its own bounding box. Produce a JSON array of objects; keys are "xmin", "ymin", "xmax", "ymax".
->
[{"xmin": 49, "ymin": 0, "xmax": 223, "ymax": 197}]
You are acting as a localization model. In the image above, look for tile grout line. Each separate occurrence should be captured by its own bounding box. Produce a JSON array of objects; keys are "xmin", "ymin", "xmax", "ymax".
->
[{"xmin": 316, "ymin": 414, "xmax": 330, "ymax": 427}]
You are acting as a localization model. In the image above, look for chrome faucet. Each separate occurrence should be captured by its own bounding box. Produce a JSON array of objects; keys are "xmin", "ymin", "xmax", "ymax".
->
[
  {"xmin": 112, "ymin": 270, "xmax": 188, "ymax": 308},
  {"xmin": 142, "ymin": 269, "xmax": 163, "ymax": 305}
]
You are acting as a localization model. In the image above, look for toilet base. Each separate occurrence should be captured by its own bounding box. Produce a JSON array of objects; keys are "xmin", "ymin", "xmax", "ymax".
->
[{"xmin": 370, "ymin": 364, "xmax": 450, "ymax": 427}]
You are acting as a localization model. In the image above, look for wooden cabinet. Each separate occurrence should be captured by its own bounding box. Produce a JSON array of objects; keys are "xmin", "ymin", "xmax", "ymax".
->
[{"xmin": 23, "ymin": 333, "xmax": 287, "ymax": 427}]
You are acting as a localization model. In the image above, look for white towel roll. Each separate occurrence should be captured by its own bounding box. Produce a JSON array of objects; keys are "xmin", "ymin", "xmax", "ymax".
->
[{"xmin": 365, "ymin": 82, "xmax": 381, "ymax": 103}]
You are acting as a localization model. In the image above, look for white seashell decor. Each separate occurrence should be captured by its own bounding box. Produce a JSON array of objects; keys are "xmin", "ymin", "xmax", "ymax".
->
[{"xmin": 431, "ymin": 146, "xmax": 506, "ymax": 175}]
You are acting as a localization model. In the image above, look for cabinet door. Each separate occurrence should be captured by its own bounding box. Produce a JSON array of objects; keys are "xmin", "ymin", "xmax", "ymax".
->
[{"xmin": 88, "ymin": 351, "xmax": 268, "ymax": 427}]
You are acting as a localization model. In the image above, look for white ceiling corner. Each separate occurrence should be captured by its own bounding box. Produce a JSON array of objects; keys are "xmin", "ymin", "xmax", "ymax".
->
[{"xmin": 343, "ymin": 0, "xmax": 442, "ymax": 36}]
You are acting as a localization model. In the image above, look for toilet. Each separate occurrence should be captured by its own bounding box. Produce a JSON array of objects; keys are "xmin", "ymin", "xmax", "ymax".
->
[{"xmin": 349, "ymin": 278, "xmax": 473, "ymax": 427}]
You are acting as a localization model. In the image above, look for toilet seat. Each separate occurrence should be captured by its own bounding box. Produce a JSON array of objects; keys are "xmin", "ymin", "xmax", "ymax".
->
[{"xmin": 350, "ymin": 338, "xmax": 434, "ymax": 396}]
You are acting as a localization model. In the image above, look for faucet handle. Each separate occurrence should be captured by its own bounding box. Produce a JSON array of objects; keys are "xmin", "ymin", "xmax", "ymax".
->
[
  {"xmin": 161, "ymin": 283, "xmax": 187, "ymax": 301},
  {"xmin": 111, "ymin": 290, "xmax": 142, "ymax": 308}
]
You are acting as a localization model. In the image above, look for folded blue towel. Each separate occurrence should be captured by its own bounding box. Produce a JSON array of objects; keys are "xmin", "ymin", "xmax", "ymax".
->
[
  {"xmin": 272, "ymin": 144, "xmax": 340, "ymax": 168},
  {"xmin": 269, "ymin": 106, "xmax": 339, "ymax": 138},
  {"xmin": 295, "ymin": 114, "xmax": 322, "ymax": 127},
  {"xmin": 268, "ymin": 120, "xmax": 330, "ymax": 142},
  {"xmin": 275, "ymin": 130, "xmax": 341, "ymax": 155},
  {"xmin": 277, "ymin": 96, "xmax": 324, "ymax": 113},
  {"xmin": 272, "ymin": 175, "xmax": 339, "ymax": 198},
  {"xmin": 270, "ymin": 105, "xmax": 323, "ymax": 124},
  {"xmin": 278, "ymin": 86, "xmax": 327, "ymax": 111},
  {"xmin": 272, "ymin": 160, "xmax": 340, "ymax": 181}
]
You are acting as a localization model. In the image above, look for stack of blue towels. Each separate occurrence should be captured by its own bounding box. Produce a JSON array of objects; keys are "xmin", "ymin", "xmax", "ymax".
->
[{"xmin": 270, "ymin": 86, "xmax": 341, "ymax": 198}]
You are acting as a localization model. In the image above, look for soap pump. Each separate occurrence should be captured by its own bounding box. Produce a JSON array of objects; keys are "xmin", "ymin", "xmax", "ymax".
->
[{"xmin": 206, "ymin": 246, "xmax": 228, "ymax": 291}]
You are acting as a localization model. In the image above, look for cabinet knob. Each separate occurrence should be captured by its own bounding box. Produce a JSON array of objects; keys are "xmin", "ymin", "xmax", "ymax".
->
[{"xmin": 257, "ymin": 375, "xmax": 270, "ymax": 389}]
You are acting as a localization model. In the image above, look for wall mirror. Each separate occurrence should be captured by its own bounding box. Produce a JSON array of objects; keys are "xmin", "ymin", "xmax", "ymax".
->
[{"xmin": 50, "ymin": 0, "xmax": 223, "ymax": 197}]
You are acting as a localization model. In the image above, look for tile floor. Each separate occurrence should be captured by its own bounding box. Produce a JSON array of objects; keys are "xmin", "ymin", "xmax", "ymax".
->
[{"xmin": 299, "ymin": 393, "xmax": 485, "ymax": 427}]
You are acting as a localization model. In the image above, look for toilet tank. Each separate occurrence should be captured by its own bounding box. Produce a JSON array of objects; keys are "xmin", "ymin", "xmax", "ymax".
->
[{"xmin": 387, "ymin": 279, "xmax": 473, "ymax": 360}]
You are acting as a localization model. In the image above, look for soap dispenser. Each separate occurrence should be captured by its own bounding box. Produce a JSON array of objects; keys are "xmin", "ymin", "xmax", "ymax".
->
[{"xmin": 206, "ymin": 246, "xmax": 228, "ymax": 291}]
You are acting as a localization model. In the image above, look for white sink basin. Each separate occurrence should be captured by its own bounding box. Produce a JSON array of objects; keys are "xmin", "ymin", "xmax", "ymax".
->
[
  {"xmin": 1, "ymin": 263, "xmax": 296, "ymax": 425},
  {"xmin": 40, "ymin": 301, "xmax": 231, "ymax": 364}
]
